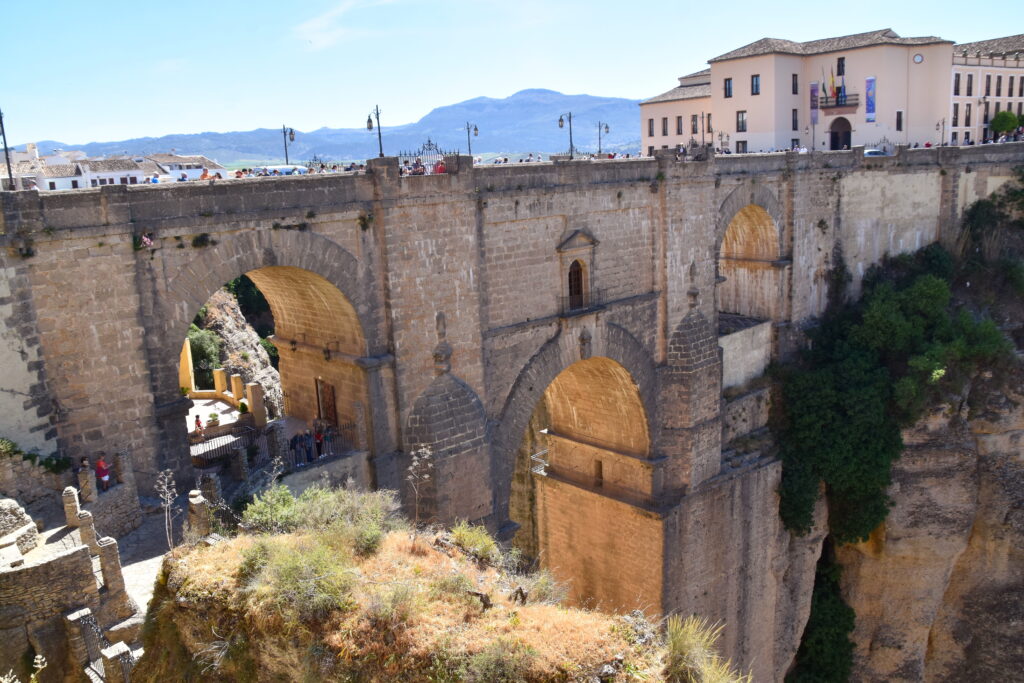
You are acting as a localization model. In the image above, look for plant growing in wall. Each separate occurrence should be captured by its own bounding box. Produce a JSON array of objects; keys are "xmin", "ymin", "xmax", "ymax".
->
[
  {"xmin": 238, "ymin": 401, "xmax": 249, "ymax": 414},
  {"xmin": 0, "ymin": 436, "xmax": 71, "ymax": 474},
  {"xmin": 191, "ymin": 233, "xmax": 217, "ymax": 248}
]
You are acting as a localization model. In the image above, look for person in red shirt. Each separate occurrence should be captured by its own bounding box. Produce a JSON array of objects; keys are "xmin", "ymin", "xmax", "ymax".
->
[{"xmin": 95, "ymin": 456, "xmax": 110, "ymax": 492}]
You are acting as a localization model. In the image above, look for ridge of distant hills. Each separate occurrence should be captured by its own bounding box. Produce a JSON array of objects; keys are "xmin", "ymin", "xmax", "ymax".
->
[{"xmin": 16, "ymin": 89, "xmax": 642, "ymax": 165}]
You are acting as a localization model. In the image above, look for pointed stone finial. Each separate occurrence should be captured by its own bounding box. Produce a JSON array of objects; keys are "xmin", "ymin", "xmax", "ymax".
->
[
  {"xmin": 432, "ymin": 311, "xmax": 452, "ymax": 375},
  {"xmin": 687, "ymin": 261, "xmax": 700, "ymax": 311}
]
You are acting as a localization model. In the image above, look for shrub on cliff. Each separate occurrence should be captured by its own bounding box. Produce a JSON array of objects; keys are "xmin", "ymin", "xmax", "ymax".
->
[{"xmin": 778, "ymin": 245, "xmax": 1011, "ymax": 544}]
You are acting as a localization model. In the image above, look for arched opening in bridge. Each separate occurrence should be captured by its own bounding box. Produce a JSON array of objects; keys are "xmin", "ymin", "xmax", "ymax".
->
[
  {"xmin": 509, "ymin": 356, "xmax": 652, "ymax": 609},
  {"xmin": 829, "ymin": 116, "xmax": 852, "ymax": 150},
  {"xmin": 718, "ymin": 204, "xmax": 780, "ymax": 322},
  {"xmin": 178, "ymin": 265, "xmax": 369, "ymax": 471}
]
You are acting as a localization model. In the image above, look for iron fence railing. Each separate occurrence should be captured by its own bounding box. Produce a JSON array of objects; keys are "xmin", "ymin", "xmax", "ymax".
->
[
  {"xmin": 559, "ymin": 288, "xmax": 603, "ymax": 316},
  {"xmin": 284, "ymin": 422, "xmax": 357, "ymax": 469},
  {"xmin": 190, "ymin": 425, "xmax": 260, "ymax": 469},
  {"xmin": 819, "ymin": 94, "xmax": 860, "ymax": 108}
]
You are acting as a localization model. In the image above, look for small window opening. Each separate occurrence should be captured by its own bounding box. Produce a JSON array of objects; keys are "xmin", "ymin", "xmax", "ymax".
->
[{"xmin": 568, "ymin": 260, "xmax": 585, "ymax": 311}]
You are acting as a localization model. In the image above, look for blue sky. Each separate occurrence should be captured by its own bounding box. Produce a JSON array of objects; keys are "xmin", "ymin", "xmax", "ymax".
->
[{"xmin": 0, "ymin": 0, "xmax": 999, "ymax": 145}]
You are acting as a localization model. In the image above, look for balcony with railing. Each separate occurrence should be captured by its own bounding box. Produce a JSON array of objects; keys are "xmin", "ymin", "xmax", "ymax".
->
[
  {"xmin": 819, "ymin": 94, "xmax": 860, "ymax": 109},
  {"xmin": 559, "ymin": 287, "xmax": 604, "ymax": 317}
]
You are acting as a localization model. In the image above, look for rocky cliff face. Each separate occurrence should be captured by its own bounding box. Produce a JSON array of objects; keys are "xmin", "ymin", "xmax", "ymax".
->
[
  {"xmin": 837, "ymin": 367, "xmax": 1024, "ymax": 681},
  {"xmin": 202, "ymin": 289, "xmax": 283, "ymax": 418}
]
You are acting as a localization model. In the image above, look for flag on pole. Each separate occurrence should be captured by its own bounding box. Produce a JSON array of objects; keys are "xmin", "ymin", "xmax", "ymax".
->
[
  {"xmin": 829, "ymin": 68, "xmax": 837, "ymax": 98},
  {"xmin": 840, "ymin": 75, "xmax": 847, "ymax": 101}
]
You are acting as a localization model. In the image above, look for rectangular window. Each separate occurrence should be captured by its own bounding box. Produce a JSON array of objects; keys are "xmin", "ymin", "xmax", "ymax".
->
[
  {"xmin": 724, "ymin": 78, "xmax": 733, "ymax": 98},
  {"xmin": 647, "ymin": 145, "xmax": 654, "ymax": 156},
  {"xmin": 964, "ymin": 131, "xmax": 971, "ymax": 144},
  {"xmin": 792, "ymin": 73, "xmax": 799, "ymax": 94},
  {"xmin": 791, "ymin": 138, "xmax": 801, "ymax": 149},
  {"xmin": 792, "ymin": 108, "xmax": 799, "ymax": 131},
  {"xmin": 48, "ymin": 181, "xmax": 55, "ymax": 190},
  {"xmin": 896, "ymin": 110, "xmax": 903, "ymax": 131},
  {"xmin": 965, "ymin": 103, "xmax": 972, "ymax": 127},
  {"xmin": 691, "ymin": 114, "xmax": 698, "ymax": 134},
  {"xmin": 676, "ymin": 116, "xmax": 683, "ymax": 135},
  {"xmin": 1020, "ymin": 76, "xmax": 1023, "ymax": 97},
  {"xmin": 1019, "ymin": 102, "xmax": 1023, "ymax": 116},
  {"xmin": 985, "ymin": 74, "xmax": 991, "ymax": 96},
  {"xmin": 954, "ymin": 73, "xmax": 961, "ymax": 96},
  {"xmin": 90, "ymin": 179, "xmax": 98, "ymax": 187},
  {"xmin": 661, "ymin": 117, "xmax": 668, "ymax": 136},
  {"xmin": 129, "ymin": 176, "xmax": 137, "ymax": 184},
  {"xmin": 736, "ymin": 110, "xmax": 747, "ymax": 132},
  {"xmin": 996, "ymin": 75, "xmax": 1002, "ymax": 97},
  {"xmin": 647, "ymin": 118, "xmax": 654, "ymax": 137},
  {"xmin": 983, "ymin": 102, "xmax": 989, "ymax": 124},
  {"xmin": 71, "ymin": 180, "xmax": 79, "ymax": 189},
  {"xmin": 967, "ymin": 74, "xmax": 973, "ymax": 96},
  {"xmin": 995, "ymin": 102, "xmax": 1001, "ymax": 115},
  {"xmin": 1009, "ymin": 76, "xmax": 1015, "ymax": 97},
  {"xmin": 837, "ymin": 57, "xmax": 845, "ymax": 76},
  {"xmin": 751, "ymin": 74, "xmax": 760, "ymax": 95},
  {"xmin": 707, "ymin": 114, "xmax": 713, "ymax": 133},
  {"xmin": 952, "ymin": 132, "xmax": 958, "ymax": 145},
  {"xmin": 952, "ymin": 103, "xmax": 959, "ymax": 127},
  {"xmin": 736, "ymin": 140, "xmax": 748, "ymax": 153},
  {"xmin": 120, "ymin": 177, "xmax": 129, "ymax": 185}
]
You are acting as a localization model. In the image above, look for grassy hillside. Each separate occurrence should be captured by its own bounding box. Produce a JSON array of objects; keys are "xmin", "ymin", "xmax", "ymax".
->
[{"xmin": 134, "ymin": 485, "xmax": 748, "ymax": 682}]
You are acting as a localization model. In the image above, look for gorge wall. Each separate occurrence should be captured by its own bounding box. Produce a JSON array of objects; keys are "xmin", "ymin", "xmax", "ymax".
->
[{"xmin": 837, "ymin": 366, "xmax": 1024, "ymax": 681}]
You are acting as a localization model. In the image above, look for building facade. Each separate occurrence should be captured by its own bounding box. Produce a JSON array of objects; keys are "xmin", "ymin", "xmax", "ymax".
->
[
  {"xmin": 643, "ymin": 29, "xmax": 971, "ymax": 154},
  {"xmin": 950, "ymin": 35, "xmax": 1024, "ymax": 145}
]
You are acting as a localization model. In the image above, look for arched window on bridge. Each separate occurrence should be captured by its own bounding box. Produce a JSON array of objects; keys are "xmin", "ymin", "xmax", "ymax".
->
[{"xmin": 568, "ymin": 260, "xmax": 585, "ymax": 311}]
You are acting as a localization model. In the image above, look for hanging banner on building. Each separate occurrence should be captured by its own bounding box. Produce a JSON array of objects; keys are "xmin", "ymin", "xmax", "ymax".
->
[
  {"xmin": 810, "ymin": 82, "xmax": 819, "ymax": 125},
  {"xmin": 865, "ymin": 77, "xmax": 876, "ymax": 122}
]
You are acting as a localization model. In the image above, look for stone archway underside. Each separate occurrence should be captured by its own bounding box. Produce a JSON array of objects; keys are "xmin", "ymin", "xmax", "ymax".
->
[
  {"xmin": 509, "ymin": 356, "xmax": 658, "ymax": 610},
  {"xmin": 718, "ymin": 204, "xmax": 781, "ymax": 320}
]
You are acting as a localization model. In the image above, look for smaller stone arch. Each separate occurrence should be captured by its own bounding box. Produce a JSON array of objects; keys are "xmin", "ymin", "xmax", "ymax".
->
[
  {"xmin": 715, "ymin": 184, "xmax": 786, "ymax": 322},
  {"xmin": 402, "ymin": 312, "xmax": 490, "ymax": 524}
]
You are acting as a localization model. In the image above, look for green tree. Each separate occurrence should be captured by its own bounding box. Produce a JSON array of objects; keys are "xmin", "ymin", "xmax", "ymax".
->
[{"xmin": 990, "ymin": 109, "xmax": 1019, "ymax": 136}]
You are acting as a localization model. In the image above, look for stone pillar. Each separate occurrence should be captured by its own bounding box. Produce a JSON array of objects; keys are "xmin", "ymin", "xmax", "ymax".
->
[
  {"xmin": 230, "ymin": 374, "xmax": 245, "ymax": 404},
  {"xmin": 200, "ymin": 472, "xmax": 222, "ymax": 505},
  {"xmin": 229, "ymin": 446, "xmax": 249, "ymax": 481},
  {"xmin": 96, "ymin": 536, "xmax": 126, "ymax": 596},
  {"xmin": 354, "ymin": 401, "xmax": 367, "ymax": 451},
  {"xmin": 188, "ymin": 490, "xmax": 211, "ymax": 537},
  {"xmin": 265, "ymin": 421, "xmax": 288, "ymax": 469},
  {"xmin": 178, "ymin": 339, "xmax": 195, "ymax": 394},
  {"xmin": 246, "ymin": 382, "xmax": 267, "ymax": 427},
  {"xmin": 213, "ymin": 368, "xmax": 228, "ymax": 396},
  {"xmin": 65, "ymin": 608, "xmax": 101, "ymax": 665},
  {"xmin": 78, "ymin": 467, "xmax": 96, "ymax": 503},
  {"xmin": 77, "ymin": 511, "xmax": 99, "ymax": 552},
  {"xmin": 63, "ymin": 487, "xmax": 82, "ymax": 527},
  {"xmin": 100, "ymin": 642, "xmax": 132, "ymax": 683}
]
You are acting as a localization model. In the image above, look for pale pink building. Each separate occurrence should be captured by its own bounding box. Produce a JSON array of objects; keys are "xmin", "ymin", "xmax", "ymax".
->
[
  {"xmin": 950, "ymin": 35, "xmax": 1024, "ymax": 145},
  {"xmin": 642, "ymin": 29, "xmax": 958, "ymax": 155}
]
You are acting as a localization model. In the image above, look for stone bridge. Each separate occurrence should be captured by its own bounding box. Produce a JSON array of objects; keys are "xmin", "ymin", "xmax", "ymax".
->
[{"xmin": 2, "ymin": 143, "xmax": 1022, "ymax": 679}]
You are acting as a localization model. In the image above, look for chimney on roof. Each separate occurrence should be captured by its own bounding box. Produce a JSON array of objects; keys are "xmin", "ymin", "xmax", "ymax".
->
[{"xmin": 26, "ymin": 143, "xmax": 38, "ymax": 159}]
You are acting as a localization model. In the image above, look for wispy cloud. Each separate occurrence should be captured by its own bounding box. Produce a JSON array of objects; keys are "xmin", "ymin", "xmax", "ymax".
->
[{"xmin": 292, "ymin": 0, "xmax": 394, "ymax": 50}]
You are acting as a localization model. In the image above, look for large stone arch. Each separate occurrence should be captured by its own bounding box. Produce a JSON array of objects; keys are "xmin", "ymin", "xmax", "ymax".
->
[
  {"xmin": 490, "ymin": 321, "xmax": 657, "ymax": 527},
  {"xmin": 145, "ymin": 228, "xmax": 387, "ymax": 487},
  {"xmin": 715, "ymin": 184, "xmax": 788, "ymax": 321}
]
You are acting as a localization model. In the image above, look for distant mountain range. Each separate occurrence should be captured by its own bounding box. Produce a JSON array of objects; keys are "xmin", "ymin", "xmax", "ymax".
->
[{"xmin": 16, "ymin": 90, "xmax": 642, "ymax": 165}]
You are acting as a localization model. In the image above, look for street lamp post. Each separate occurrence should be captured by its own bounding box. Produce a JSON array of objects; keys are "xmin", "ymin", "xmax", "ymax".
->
[
  {"xmin": 936, "ymin": 118, "xmax": 946, "ymax": 146},
  {"xmin": 596, "ymin": 121, "xmax": 609, "ymax": 155},
  {"xmin": 0, "ymin": 107, "xmax": 13, "ymax": 191},
  {"xmin": 804, "ymin": 125, "xmax": 816, "ymax": 152},
  {"xmin": 282, "ymin": 125, "xmax": 295, "ymax": 165},
  {"xmin": 558, "ymin": 112, "xmax": 575, "ymax": 159},
  {"xmin": 366, "ymin": 106, "xmax": 384, "ymax": 158},
  {"xmin": 465, "ymin": 122, "xmax": 479, "ymax": 156}
]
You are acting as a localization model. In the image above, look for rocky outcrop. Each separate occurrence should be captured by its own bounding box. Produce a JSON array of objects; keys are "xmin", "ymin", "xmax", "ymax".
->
[
  {"xmin": 837, "ymin": 368, "xmax": 1024, "ymax": 681},
  {"xmin": 201, "ymin": 289, "xmax": 283, "ymax": 418}
]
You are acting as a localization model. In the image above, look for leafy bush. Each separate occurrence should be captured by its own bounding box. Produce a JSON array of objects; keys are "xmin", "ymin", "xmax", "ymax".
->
[
  {"xmin": 241, "ymin": 536, "xmax": 354, "ymax": 624},
  {"xmin": 365, "ymin": 583, "xmax": 419, "ymax": 630},
  {"xmin": 259, "ymin": 338, "xmax": 279, "ymax": 370},
  {"xmin": 451, "ymin": 521, "xmax": 501, "ymax": 565},
  {"xmin": 225, "ymin": 275, "xmax": 270, "ymax": 319},
  {"xmin": 777, "ymin": 245, "xmax": 1011, "ymax": 543},
  {"xmin": 237, "ymin": 401, "xmax": 248, "ymax": 414},
  {"xmin": 463, "ymin": 638, "xmax": 537, "ymax": 683},
  {"xmin": 787, "ymin": 552, "xmax": 855, "ymax": 683},
  {"xmin": 188, "ymin": 324, "xmax": 222, "ymax": 389}
]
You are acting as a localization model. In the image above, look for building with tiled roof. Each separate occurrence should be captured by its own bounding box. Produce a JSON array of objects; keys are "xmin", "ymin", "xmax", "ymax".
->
[
  {"xmin": 950, "ymin": 35, "xmax": 1023, "ymax": 145},
  {"xmin": 146, "ymin": 154, "xmax": 225, "ymax": 180},
  {"xmin": 640, "ymin": 28, "xmax": 977, "ymax": 155}
]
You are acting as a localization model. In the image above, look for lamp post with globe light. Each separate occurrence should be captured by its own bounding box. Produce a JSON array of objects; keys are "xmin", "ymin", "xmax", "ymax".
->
[
  {"xmin": 367, "ymin": 106, "xmax": 384, "ymax": 158},
  {"xmin": 558, "ymin": 112, "xmax": 575, "ymax": 159},
  {"xmin": 282, "ymin": 126, "xmax": 295, "ymax": 165}
]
